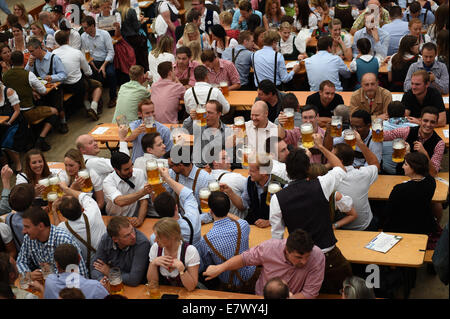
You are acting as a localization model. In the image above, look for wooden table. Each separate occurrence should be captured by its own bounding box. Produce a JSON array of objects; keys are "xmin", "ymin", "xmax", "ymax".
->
[
  {"xmin": 232, "ymin": 169, "xmax": 449, "ymax": 203},
  {"xmin": 138, "ymin": 0, "xmax": 154, "ymax": 8},
  {"xmin": 47, "ymin": 162, "xmax": 65, "ymax": 170},
  {"xmin": 435, "ymin": 124, "xmax": 449, "ymax": 148},
  {"xmin": 0, "ymin": 116, "xmax": 9, "ymax": 124}
]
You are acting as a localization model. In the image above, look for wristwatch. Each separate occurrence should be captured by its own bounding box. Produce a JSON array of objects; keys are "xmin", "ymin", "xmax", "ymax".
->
[{"xmin": 179, "ymin": 268, "xmax": 186, "ymax": 276}]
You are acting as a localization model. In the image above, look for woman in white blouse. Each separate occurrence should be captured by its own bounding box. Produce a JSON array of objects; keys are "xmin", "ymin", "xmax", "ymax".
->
[
  {"xmin": 30, "ymin": 21, "xmax": 56, "ymax": 51},
  {"xmin": 60, "ymin": 149, "xmax": 105, "ymax": 210},
  {"xmin": 147, "ymin": 218, "xmax": 200, "ymax": 292},
  {"xmin": 209, "ymin": 24, "xmax": 238, "ymax": 58},
  {"xmin": 13, "ymin": 3, "xmax": 34, "ymax": 33},
  {"xmin": 148, "ymin": 35, "xmax": 176, "ymax": 83}
]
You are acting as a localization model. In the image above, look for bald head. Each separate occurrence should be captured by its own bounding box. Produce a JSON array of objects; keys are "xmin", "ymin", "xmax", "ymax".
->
[
  {"xmin": 251, "ymin": 101, "xmax": 269, "ymax": 128},
  {"xmin": 76, "ymin": 134, "xmax": 99, "ymax": 156},
  {"xmin": 334, "ymin": 104, "xmax": 351, "ymax": 123},
  {"xmin": 367, "ymin": 0, "xmax": 380, "ymax": 7},
  {"xmin": 361, "ymin": 73, "xmax": 378, "ymax": 98}
]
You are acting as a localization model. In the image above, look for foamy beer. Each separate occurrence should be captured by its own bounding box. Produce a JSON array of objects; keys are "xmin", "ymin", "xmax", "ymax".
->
[
  {"xmin": 331, "ymin": 116, "xmax": 343, "ymax": 137},
  {"xmin": 220, "ymin": 81, "xmax": 229, "ymax": 96},
  {"xmin": 146, "ymin": 160, "xmax": 160, "ymax": 185},
  {"xmin": 38, "ymin": 178, "xmax": 50, "ymax": 201},
  {"xmin": 109, "ymin": 267, "xmax": 124, "ymax": 295},
  {"xmin": 392, "ymin": 138, "xmax": 406, "ymax": 163},
  {"xmin": 78, "ymin": 169, "xmax": 93, "ymax": 193},
  {"xmin": 84, "ymin": 49, "xmax": 91, "ymax": 61},
  {"xmin": 371, "ymin": 118, "xmax": 384, "ymax": 142},
  {"xmin": 144, "ymin": 116, "xmax": 156, "ymax": 133},
  {"xmin": 343, "ymin": 129, "xmax": 356, "ymax": 150},
  {"xmin": 116, "ymin": 115, "xmax": 132, "ymax": 137},
  {"xmin": 199, "ymin": 188, "xmax": 211, "ymax": 213},
  {"xmin": 196, "ymin": 105, "xmax": 207, "ymax": 127},
  {"xmin": 234, "ymin": 116, "xmax": 246, "ymax": 138},
  {"xmin": 47, "ymin": 192, "xmax": 58, "ymax": 212},
  {"xmin": 300, "ymin": 123, "xmax": 314, "ymax": 148},
  {"xmin": 284, "ymin": 108, "xmax": 295, "ymax": 130},
  {"xmin": 208, "ymin": 180, "xmax": 220, "ymax": 192},
  {"xmin": 242, "ymin": 145, "xmax": 252, "ymax": 168},
  {"xmin": 49, "ymin": 175, "xmax": 63, "ymax": 197},
  {"xmin": 266, "ymin": 182, "xmax": 282, "ymax": 206}
]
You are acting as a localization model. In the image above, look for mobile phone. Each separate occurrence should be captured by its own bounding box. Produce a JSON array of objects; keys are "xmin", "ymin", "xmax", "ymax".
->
[{"xmin": 161, "ymin": 294, "xmax": 179, "ymax": 299}]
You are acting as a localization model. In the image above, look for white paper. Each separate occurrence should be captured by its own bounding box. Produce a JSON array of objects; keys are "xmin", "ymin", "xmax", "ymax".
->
[
  {"xmin": 98, "ymin": 15, "xmax": 116, "ymax": 31},
  {"xmin": 391, "ymin": 94, "xmax": 403, "ymax": 102},
  {"xmin": 285, "ymin": 61, "xmax": 299, "ymax": 69},
  {"xmin": 443, "ymin": 129, "xmax": 449, "ymax": 138},
  {"xmin": 443, "ymin": 96, "xmax": 449, "ymax": 104},
  {"xmin": 365, "ymin": 232, "xmax": 402, "ymax": 253},
  {"xmin": 91, "ymin": 127, "xmax": 109, "ymax": 135}
]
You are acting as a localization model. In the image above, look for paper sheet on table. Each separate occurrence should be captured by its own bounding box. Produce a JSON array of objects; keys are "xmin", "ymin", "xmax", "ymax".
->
[
  {"xmin": 365, "ymin": 232, "xmax": 402, "ymax": 253},
  {"xmin": 444, "ymin": 129, "xmax": 449, "ymax": 138},
  {"xmin": 91, "ymin": 127, "xmax": 110, "ymax": 135},
  {"xmin": 285, "ymin": 61, "xmax": 299, "ymax": 69},
  {"xmin": 391, "ymin": 94, "xmax": 403, "ymax": 102},
  {"xmin": 443, "ymin": 97, "xmax": 449, "ymax": 104}
]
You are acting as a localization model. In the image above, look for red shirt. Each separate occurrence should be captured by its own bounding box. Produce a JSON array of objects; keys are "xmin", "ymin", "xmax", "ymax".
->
[
  {"xmin": 207, "ymin": 59, "xmax": 241, "ymax": 87},
  {"xmin": 226, "ymin": 29, "xmax": 240, "ymax": 40}
]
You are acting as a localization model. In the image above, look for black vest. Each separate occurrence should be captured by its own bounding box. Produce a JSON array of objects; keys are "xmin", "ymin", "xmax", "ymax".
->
[
  {"xmin": 276, "ymin": 179, "xmax": 337, "ymax": 250},
  {"xmin": 245, "ymin": 176, "xmax": 269, "ymax": 225},
  {"xmin": 396, "ymin": 126, "xmax": 442, "ymax": 174}
]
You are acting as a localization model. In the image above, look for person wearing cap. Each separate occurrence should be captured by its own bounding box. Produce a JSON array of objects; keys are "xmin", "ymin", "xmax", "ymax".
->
[{"xmin": 50, "ymin": 4, "xmax": 71, "ymax": 30}]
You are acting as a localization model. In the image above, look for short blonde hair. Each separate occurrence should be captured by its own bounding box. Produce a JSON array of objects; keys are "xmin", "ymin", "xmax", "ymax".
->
[
  {"xmin": 153, "ymin": 218, "xmax": 182, "ymax": 242},
  {"xmin": 279, "ymin": 21, "xmax": 291, "ymax": 31},
  {"xmin": 263, "ymin": 30, "xmax": 280, "ymax": 46},
  {"xmin": 129, "ymin": 65, "xmax": 144, "ymax": 81},
  {"xmin": 219, "ymin": 11, "xmax": 233, "ymax": 26}
]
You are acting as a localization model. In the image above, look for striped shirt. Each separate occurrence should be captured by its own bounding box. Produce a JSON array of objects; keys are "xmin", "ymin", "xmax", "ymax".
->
[
  {"xmin": 197, "ymin": 217, "xmax": 256, "ymax": 286},
  {"xmin": 16, "ymin": 225, "xmax": 88, "ymax": 278},
  {"xmin": 206, "ymin": 59, "xmax": 241, "ymax": 87},
  {"xmin": 384, "ymin": 126, "xmax": 445, "ymax": 173}
]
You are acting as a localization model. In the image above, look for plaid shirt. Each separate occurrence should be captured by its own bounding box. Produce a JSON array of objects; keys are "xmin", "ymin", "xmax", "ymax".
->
[
  {"xmin": 206, "ymin": 59, "xmax": 241, "ymax": 87},
  {"xmin": 16, "ymin": 225, "xmax": 88, "ymax": 278},
  {"xmin": 197, "ymin": 217, "xmax": 256, "ymax": 286}
]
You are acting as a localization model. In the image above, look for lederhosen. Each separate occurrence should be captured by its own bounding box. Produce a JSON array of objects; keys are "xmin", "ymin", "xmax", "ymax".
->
[
  {"xmin": 64, "ymin": 214, "xmax": 96, "ymax": 278},
  {"xmin": 34, "ymin": 54, "xmax": 63, "ymax": 111},
  {"xmin": 157, "ymin": 241, "xmax": 189, "ymax": 286}
]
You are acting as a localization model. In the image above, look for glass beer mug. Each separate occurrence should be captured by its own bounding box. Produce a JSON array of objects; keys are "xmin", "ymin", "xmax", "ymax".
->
[
  {"xmin": 266, "ymin": 181, "xmax": 282, "ymax": 206},
  {"xmin": 116, "ymin": 114, "xmax": 131, "ymax": 137},
  {"xmin": 392, "ymin": 138, "xmax": 406, "ymax": 163},
  {"xmin": 234, "ymin": 116, "xmax": 246, "ymax": 138},
  {"xmin": 199, "ymin": 188, "xmax": 211, "ymax": 213},
  {"xmin": 371, "ymin": 118, "xmax": 384, "ymax": 142},
  {"xmin": 300, "ymin": 123, "xmax": 314, "ymax": 148},
  {"xmin": 49, "ymin": 174, "xmax": 63, "ymax": 197},
  {"xmin": 283, "ymin": 108, "xmax": 295, "ymax": 130},
  {"xmin": 39, "ymin": 178, "xmax": 51, "ymax": 201},
  {"xmin": 108, "ymin": 267, "xmax": 124, "ymax": 295},
  {"xmin": 144, "ymin": 116, "xmax": 156, "ymax": 134},
  {"xmin": 343, "ymin": 129, "xmax": 356, "ymax": 150},
  {"xmin": 331, "ymin": 116, "xmax": 343, "ymax": 137},
  {"xmin": 195, "ymin": 105, "xmax": 207, "ymax": 127},
  {"xmin": 146, "ymin": 159, "xmax": 160, "ymax": 185},
  {"xmin": 78, "ymin": 169, "xmax": 93, "ymax": 193}
]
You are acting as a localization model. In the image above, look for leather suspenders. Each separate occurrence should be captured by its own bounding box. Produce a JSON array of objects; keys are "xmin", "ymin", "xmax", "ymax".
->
[{"xmin": 191, "ymin": 87, "xmax": 213, "ymax": 106}]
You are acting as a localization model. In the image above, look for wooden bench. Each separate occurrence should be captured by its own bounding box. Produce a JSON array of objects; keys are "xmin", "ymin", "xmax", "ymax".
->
[{"xmin": 424, "ymin": 250, "xmax": 434, "ymax": 263}]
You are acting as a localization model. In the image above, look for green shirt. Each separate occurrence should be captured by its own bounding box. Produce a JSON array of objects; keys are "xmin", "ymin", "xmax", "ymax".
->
[{"xmin": 113, "ymin": 80, "xmax": 150, "ymax": 123}]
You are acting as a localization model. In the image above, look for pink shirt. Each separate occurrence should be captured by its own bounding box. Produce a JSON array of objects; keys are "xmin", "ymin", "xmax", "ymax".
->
[
  {"xmin": 173, "ymin": 60, "xmax": 199, "ymax": 88},
  {"xmin": 151, "ymin": 78, "xmax": 186, "ymax": 124},
  {"xmin": 207, "ymin": 59, "xmax": 241, "ymax": 87},
  {"xmin": 241, "ymin": 238, "xmax": 325, "ymax": 298},
  {"xmin": 384, "ymin": 126, "xmax": 445, "ymax": 173},
  {"xmin": 284, "ymin": 126, "xmax": 326, "ymax": 164}
]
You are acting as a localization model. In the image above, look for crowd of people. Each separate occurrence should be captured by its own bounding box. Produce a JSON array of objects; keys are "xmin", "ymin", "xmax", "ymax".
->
[{"xmin": 0, "ymin": 0, "xmax": 449, "ymax": 300}]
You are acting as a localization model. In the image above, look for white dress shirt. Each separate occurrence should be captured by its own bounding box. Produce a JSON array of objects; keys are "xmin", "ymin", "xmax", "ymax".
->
[
  {"xmin": 53, "ymin": 44, "xmax": 93, "ymax": 84},
  {"xmin": 335, "ymin": 165, "xmax": 378, "ymax": 230},
  {"xmin": 133, "ymin": 153, "xmax": 159, "ymax": 176},
  {"xmin": 82, "ymin": 142, "xmax": 130, "ymax": 181},
  {"xmin": 271, "ymin": 159, "xmax": 291, "ymax": 183},
  {"xmin": 270, "ymin": 166, "xmax": 346, "ymax": 241},
  {"xmin": 183, "ymin": 82, "xmax": 230, "ymax": 114},
  {"xmin": 210, "ymin": 169, "xmax": 248, "ymax": 218},
  {"xmin": 244, "ymin": 120, "xmax": 278, "ymax": 153},
  {"xmin": 147, "ymin": 52, "xmax": 175, "ymax": 83},
  {"xmin": 57, "ymin": 193, "xmax": 107, "ymax": 262},
  {"xmin": 103, "ymin": 168, "xmax": 149, "ymax": 217}
]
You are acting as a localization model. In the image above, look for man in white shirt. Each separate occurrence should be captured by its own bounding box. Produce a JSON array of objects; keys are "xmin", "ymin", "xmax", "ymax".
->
[
  {"xmin": 333, "ymin": 131, "xmax": 380, "ymax": 231},
  {"xmin": 53, "ymin": 185, "xmax": 107, "ymax": 277},
  {"xmin": 264, "ymin": 136, "xmax": 291, "ymax": 183},
  {"xmin": 134, "ymin": 132, "xmax": 167, "ymax": 174},
  {"xmin": 75, "ymin": 126, "xmax": 130, "ymax": 181},
  {"xmin": 183, "ymin": 65, "xmax": 230, "ymax": 114},
  {"xmin": 103, "ymin": 152, "xmax": 153, "ymax": 227},
  {"xmin": 53, "ymin": 30, "xmax": 101, "ymax": 120}
]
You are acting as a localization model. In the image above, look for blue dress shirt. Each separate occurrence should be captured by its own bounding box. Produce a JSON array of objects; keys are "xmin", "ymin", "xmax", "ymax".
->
[
  {"xmin": 44, "ymin": 272, "xmax": 109, "ymax": 299},
  {"xmin": 252, "ymin": 46, "xmax": 294, "ymax": 86},
  {"xmin": 25, "ymin": 51, "xmax": 67, "ymax": 83},
  {"xmin": 80, "ymin": 28, "xmax": 115, "ymax": 62},
  {"xmin": 222, "ymin": 44, "xmax": 252, "ymax": 86},
  {"xmin": 231, "ymin": 9, "xmax": 263, "ymax": 30},
  {"xmin": 381, "ymin": 19, "xmax": 410, "ymax": 56},
  {"xmin": 352, "ymin": 27, "xmax": 390, "ymax": 59},
  {"xmin": 304, "ymin": 50, "xmax": 351, "ymax": 91},
  {"xmin": 402, "ymin": 8, "xmax": 435, "ymax": 27},
  {"xmin": 129, "ymin": 119, "xmax": 173, "ymax": 163}
]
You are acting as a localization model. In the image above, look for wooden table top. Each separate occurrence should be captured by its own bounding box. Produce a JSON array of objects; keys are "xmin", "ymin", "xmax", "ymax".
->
[
  {"xmin": 0, "ymin": 116, "xmax": 9, "ymax": 124},
  {"xmin": 232, "ymin": 169, "xmax": 448, "ymax": 203},
  {"xmin": 45, "ymin": 81, "xmax": 61, "ymax": 94}
]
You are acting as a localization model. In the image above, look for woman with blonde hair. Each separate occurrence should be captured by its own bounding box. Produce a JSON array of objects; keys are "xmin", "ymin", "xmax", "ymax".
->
[
  {"xmin": 147, "ymin": 218, "xmax": 200, "ymax": 291},
  {"xmin": 176, "ymin": 22, "xmax": 210, "ymax": 51},
  {"xmin": 30, "ymin": 21, "xmax": 56, "ymax": 51},
  {"xmin": 148, "ymin": 35, "xmax": 175, "ymax": 83},
  {"xmin": 263, "ymin": 0, "xmax": 285, "ymax": 29},
  {"xmin": 13, "ymin": 3, "xmax": 34, "ymax": 32},
  {"xmin": 60, "ymin": 148, "xmax": 105, "ymax": 209}
]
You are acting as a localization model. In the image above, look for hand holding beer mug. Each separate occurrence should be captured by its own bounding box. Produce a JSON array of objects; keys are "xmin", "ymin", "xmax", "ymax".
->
[
  {"xmin": 371, "ymin": 118, "xmax": 384, "ymax": 142},
  {"xmin": 208, "ymin": 180, "xmax": 220, "ymax": 192},
  {"xmin": 240, "ymin": 145, "xmax": 253, "ymax": 168},
  {"xmin": 343, "ymin": 129, "xmax": 356, "ymax": 150},
  {"xmin": 195, "ymin": 105, "xmax": 207, "ymax": 127},
  {"xmin": 392, "ymin": 138, "xmax": 406, "ymax": 163},
  {"xmin": 266, "ymin": 182, "xmax": 282, "ymax": 206},
  {"xmin": 220, "ymin": 81, "xmax": 229, "ymax": 96},
  {"xmin": 146, "ymin": 159, "xmax": 160, "ymax": 185},
  {"xmin": 146, "ymin": 280, "xmax": 161, "ymax": 299},
  {"xmin": 300, "ymin": 123, "xmax": 314, "ymax": 148},
  {"xmin": 47, "ymin": 192, "xmax": 58, "ymax": 212},
  {"xmin": 283, "ymin": 108, "xmax": 295, "ymax": 130},
  {"xmin": 116, "ymin": 114, "xmax": 131, "ymax": 137},
  {"xmin": 143, "ymin": 116, "xmax": 156, "ymax": 133},
  {"xmin": 39, "ymin": 262, "xmax": 54, "ymax": 280},
  {"xmin": 234, "ymin": 116, "xmax": 246, "ymax": 138},
  {"xmin": 199, "ymin": 187, "xmax": 211, "ymax": 213},
  {"xmin": 84, "ymin": 49, "xmax": 91, "ymax": 61},
  {"xmin": 19, "ymin": 272, "xmax": 33, "ymax": 293},
  {"xmin": 38, "ymin": 177, "xmax": 51, "ymax": 201},
  {"xmin": 108, "ymin": 267, "xmax": 124, "ymax": 295},
  {"xmin": 49, "ymin": 174, "xmax": 63, "ymax": 197},
  {"xmin": 331, "ymin": 116, "xmax": 343, "ymax": 137},
  {"xmin": 78, "ymin": 169, "xmax": 93, "ymax": 192}
]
